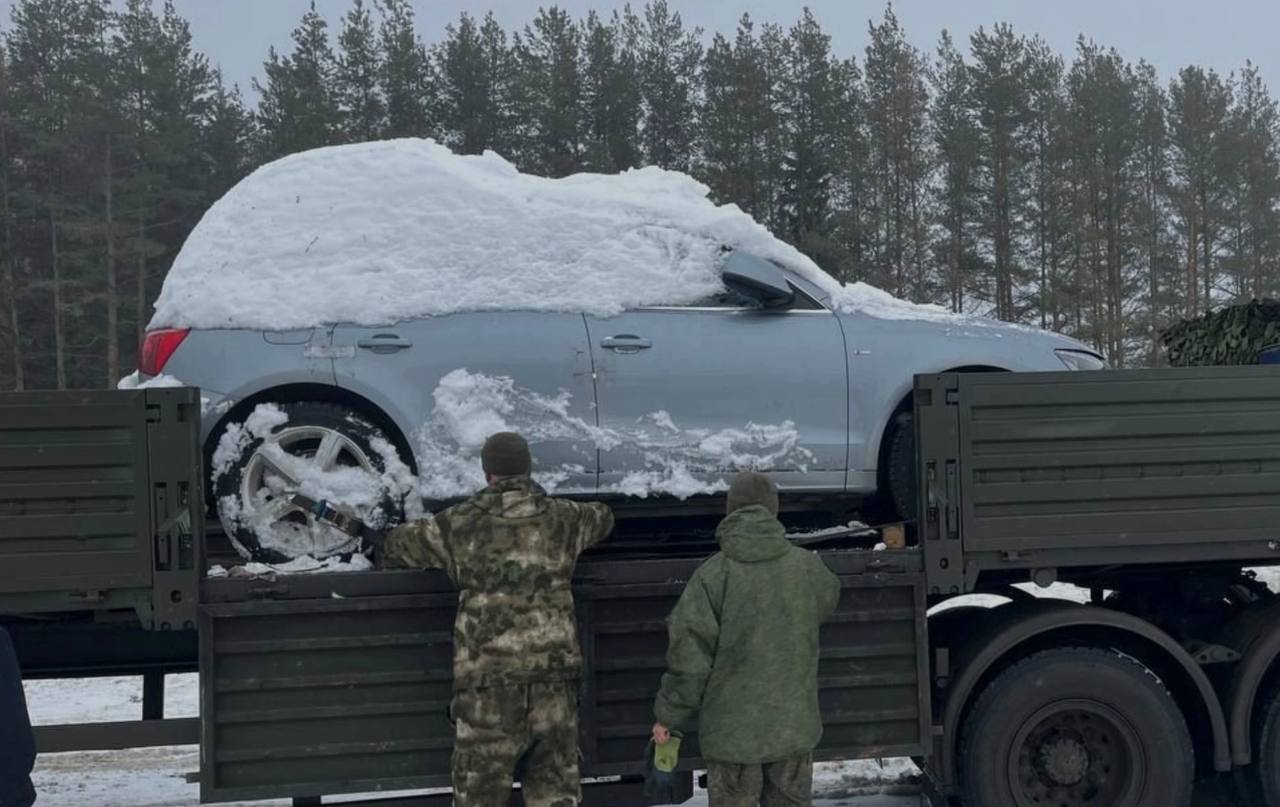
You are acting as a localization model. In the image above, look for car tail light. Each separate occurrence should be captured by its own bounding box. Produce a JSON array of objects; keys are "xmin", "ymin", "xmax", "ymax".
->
[{"xmin": 140, "ymin": 328, "xmax": 190, "ymax": 376}]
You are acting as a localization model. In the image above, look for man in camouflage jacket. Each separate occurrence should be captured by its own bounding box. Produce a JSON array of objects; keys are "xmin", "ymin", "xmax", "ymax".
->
[{"xmin": 380, "ymin": 432, "xmax": 614, "ymax": 807}]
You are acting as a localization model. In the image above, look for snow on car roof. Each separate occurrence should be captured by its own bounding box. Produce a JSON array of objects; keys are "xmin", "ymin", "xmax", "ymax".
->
[{"xmin": 151, "ymin": 138, "xmax": 967, "ymax": 330}]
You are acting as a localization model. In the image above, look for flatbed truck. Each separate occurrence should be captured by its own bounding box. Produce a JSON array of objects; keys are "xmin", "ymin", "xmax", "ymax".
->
[{"xmin": 3, "ymin": 365, "xmax": 1280, "ymax": 806}]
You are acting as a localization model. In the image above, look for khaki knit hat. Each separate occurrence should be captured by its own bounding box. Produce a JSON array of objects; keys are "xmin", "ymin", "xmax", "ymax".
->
[
  {"xmin": 726, "ymin": 471, "xmax": 779, "ymax": 516},
  {"xmin": 481, "ymin": 432, "xmax": 532, "ymax": 477}
]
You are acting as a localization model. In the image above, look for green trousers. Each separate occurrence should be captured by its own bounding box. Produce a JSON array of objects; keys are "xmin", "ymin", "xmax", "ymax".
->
[{"xmin": 706, "ymin": 753, "xmax": 813, "ymax": 807}]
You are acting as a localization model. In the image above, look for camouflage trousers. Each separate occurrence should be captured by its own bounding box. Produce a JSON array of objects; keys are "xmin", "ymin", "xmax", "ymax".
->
[
  {"xmin": 706, "ymin": 753, "xmax": 813, "ymax": 807},
  {"xmin": 451, "ymin": 680, "xmax": 581, "ymax": 807}
]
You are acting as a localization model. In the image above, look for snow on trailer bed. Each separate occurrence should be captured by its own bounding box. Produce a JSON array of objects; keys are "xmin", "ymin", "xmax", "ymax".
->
[{"xmin": 150, "ymin": 138, "xmax": 996, "ymax": 331}]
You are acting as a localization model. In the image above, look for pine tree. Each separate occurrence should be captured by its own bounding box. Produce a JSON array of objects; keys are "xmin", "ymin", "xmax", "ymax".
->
[
  {"xmin": 931, "ymin": 30, "xmax": 980, "ymax": 312},
  {"xmin": 700, "ymin": 15, "xmax": 778, "ymax": 221},
  {"xmin": 1022, "ymin": 38, "xmax": 1069, "ymax": 329},
  {"xmin": 1167, "ymin": 66, "xmax": 1235, "ymax": 313},
  {"xmin": 969, "ymin": 23, "xmax": 1030, "ymax": 321},
  {"xmin": 335, "ymin": 0, "xmax": 383, "ymax": 142},
  {"xmin": 864, "ymin": 6, "xmax": 931, "ymax": 297},
  {"xmin": 379, "ymin": 0, "xmax": 432, "ymax": 139},
  {"xmin": 829, "ymin": 53, "xmax": 868, "ymax": 283},
  {"xmin": 779, "ymin": 9, "xmax": 847, "ymax": 261},
  {"xmin": 115, "ymin": 0, "xmax": 213, "ymax": 355},
  {"xmin": 580, "ymin": 10, "xmax": 640, "ymax": 173},
  {"xmin": 203, "ymin": 72, "xmax": 255, "ymax": 199},
  {"xmin": 756, "ymin": 22, "xmax": 789, "ymax": 236},
  {"xmin": 1065, "ymin": 41, "xmax": 1141, "ymax": 363},
  {"xmin": 1226, "ymin": 61, "xmax": 1280, "ymax": 301},
  {"xmin": 0, "ymin": 41, "xmax": 21, "ymax": 389},
  {"xmin": 512, "ymin": 7, "xmax": 583, "ymax": 176},
  {"xmin": 627, "ymin": 1, "xmax": 702, "ymax": 170},
  {"xmin": 1133, "ymin": 60, "xmax": 1173, "ymax": 362},
  {"xmin": 436, "ymin": 12, "xmax": 513, "ymax": 156},
  {"xmin": 254, "ymin": 2, "xmax": 340, "ymax": 161},
  {"xmin": 7, "ymin": 0, "xmax": 113, "ymax": 388}
]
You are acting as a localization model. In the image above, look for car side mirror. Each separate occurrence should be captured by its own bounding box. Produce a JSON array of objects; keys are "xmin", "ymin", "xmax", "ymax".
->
[{"xmin": 721, "ymin": 253, "xmax": 795, "ymax": 309}]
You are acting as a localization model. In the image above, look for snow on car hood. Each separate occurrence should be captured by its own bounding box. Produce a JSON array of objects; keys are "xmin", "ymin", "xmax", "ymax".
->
[{"xmin": 151, "ymin": 138, "xmax": 976, "ymax": 330}]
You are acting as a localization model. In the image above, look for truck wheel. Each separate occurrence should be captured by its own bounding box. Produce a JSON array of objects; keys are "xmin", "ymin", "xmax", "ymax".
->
[
  {"xmin": 214, "ymin": 402, "xmax": 407, "ymax": 563},
  {"xmin": 1238, "ymin": 685, "xmax": 1280, "ymax": 805},
  {"xmin": 885, "ymin": 411, "xmax": 917, "ymax": 523},
  {"xmin": 959, "ymin": 647, "xmax": 1193, "ymax": 807}
]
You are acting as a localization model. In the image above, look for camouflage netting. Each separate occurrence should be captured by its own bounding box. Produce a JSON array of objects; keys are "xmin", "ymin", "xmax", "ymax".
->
[{"xmin": 1162, "ymin": 300, "xmax": 1280, "ymax": 367}]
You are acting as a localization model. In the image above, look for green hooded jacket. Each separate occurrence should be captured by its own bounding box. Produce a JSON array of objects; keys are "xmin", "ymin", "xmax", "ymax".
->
[{"xmin": 653, "ymin": 504, "xmax": 841, "ymax": 763}]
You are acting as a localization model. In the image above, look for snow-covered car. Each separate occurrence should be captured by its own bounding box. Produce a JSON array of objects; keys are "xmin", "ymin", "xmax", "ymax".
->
[{"xmin": 136, "ymin": 140, "xmax": 1103, "ymax": 562}]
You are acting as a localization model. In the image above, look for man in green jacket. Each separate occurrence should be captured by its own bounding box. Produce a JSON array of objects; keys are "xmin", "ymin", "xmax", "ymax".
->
[{"xmin": 651, "ymin": 472, "xmax": 841, "ymax": 806}]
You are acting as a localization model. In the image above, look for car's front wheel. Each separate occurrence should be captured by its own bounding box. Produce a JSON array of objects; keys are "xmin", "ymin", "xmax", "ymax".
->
[{"xmin": 213, "ymin": 401, "xmax": 407, "ymax": 563}]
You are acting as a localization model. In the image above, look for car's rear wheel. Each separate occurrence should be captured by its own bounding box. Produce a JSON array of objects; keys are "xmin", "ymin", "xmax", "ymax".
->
[{"xmin": 214, "ymin": 401, "xmax": 407, "ymax": 563}]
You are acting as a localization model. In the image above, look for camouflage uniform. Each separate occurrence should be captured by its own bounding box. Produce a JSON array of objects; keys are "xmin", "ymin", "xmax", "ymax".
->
[{"xmin": 381, "ymin": 476, "xmax": 614, "ymax": 807}]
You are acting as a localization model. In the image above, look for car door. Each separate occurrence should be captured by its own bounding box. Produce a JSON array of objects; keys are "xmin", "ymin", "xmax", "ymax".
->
[
  {"xmin": 585, "ymin": 284, "xmax": 848, "ymax": 495},
  {"xmin": 332, "ymin": 312, "xmax": 598, "ymax": 495}
]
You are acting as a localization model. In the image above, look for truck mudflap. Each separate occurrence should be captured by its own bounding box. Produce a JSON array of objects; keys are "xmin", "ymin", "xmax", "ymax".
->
[{"xmin": 198, "ymin": 548, "xmax": 929, "ymax": 803}]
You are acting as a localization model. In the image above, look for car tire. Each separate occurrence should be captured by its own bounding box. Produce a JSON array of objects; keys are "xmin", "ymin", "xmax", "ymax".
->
[
  {"xmin": 959, "ymin": 646, "xmax": 1194, "ymax": 807},
  {"xmin": 213, "ymin": 401, "xmax": 407, "ymax": 563},
  {"xmin": 885, "ymin": 410, "xmax": 917, "ymax": 523}
]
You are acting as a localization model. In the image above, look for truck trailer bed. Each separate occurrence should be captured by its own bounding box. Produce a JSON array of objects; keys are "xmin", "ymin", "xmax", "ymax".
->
[
  {"xmin": 916, "ymin": 366, "xmax": 1280, "ymax": 594},
  {"xmin": 196, "ymin": 548, "xmax": 929, "ymax": 803}
]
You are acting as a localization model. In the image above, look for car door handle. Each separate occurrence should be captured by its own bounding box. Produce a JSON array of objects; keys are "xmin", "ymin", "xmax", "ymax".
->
[
  {"xmin": 357, "ymin": 334, "xmax": 413, "ymax": 353},
  {"xmin": 600, "ymin": 335, "xmax": 652, "ymax": 353}
]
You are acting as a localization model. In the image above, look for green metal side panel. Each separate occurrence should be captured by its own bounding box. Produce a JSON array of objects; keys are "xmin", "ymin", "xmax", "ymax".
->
[
  {"xmin": 0, "ymin": 388, "xmax": 203, "ymax": 626},
  {"xmin": 917, "ymin": 366, "xmax": 1280, "ymax": 588},
  {"xmin": 199, "ymin": 550, "xmax": 929, "ymax": 803}
]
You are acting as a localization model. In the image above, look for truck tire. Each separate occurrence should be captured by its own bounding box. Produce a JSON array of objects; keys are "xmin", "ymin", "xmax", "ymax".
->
[
  {"xmin": 1238, "ymin": 684, "xmax": 1280, "ymax": 805},
  {"xmin": 959, "ymin": 647, "xmax": 1194, "ymax": 807},
  {"xmin": 885, "ymin": 411, "xmax": 917, "ymax": 523},
  {"xmin": 214, "ymin": 401, "xmax": 407, "ymax": 563}
]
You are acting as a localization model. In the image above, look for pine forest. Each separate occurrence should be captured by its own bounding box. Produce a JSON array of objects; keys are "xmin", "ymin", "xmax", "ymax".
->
[{"xmin": 2, "ymin": 0, "xmax": 1280, "ymax": 390}]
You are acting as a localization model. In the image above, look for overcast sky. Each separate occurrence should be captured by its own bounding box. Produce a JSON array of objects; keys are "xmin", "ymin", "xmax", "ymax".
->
[{"xmin": 1, "ymin": 0, "xmax": 1275, "ymax": 101}]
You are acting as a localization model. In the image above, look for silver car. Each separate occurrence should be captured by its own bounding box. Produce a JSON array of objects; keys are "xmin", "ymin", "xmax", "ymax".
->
[{"xmin": 142, "ymin": 254, "xmax": 1103, "ymax": 561}]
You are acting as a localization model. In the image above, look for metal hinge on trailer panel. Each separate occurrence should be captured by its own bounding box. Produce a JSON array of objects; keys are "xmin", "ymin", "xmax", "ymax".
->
[
  {"xmin": 145, "ymin": 404, "xmax": 162, "ymax": 423},
  {"xmin": 945, "ymin": 387, "xmax": 960, "ymax": 405}
]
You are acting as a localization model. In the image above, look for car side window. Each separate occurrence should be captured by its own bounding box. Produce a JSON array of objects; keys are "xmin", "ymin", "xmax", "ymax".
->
[
  {"xmin": 688, "ymin": 287, "xmax": 765, "ymax": 309},
  {"xmin": 660, "ymin": 282, "xmax": 825, "ymax": 311},
  {"xmin": 788, "ymin": 284, "xmax": 824, "ymax": 310}
]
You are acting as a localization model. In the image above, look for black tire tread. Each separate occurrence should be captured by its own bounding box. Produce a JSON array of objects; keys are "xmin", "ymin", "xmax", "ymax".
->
[
  {"xmin": 885, "ymin": 410, "xmax": 916, "ymax": 523},
  {"xmin": 959, "ymin": 645, "xmax": 1194, "ymax": 807},
  {"xmin": 1240, "ymin": 682, "xmax": 1280, "ymax": 805}
]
